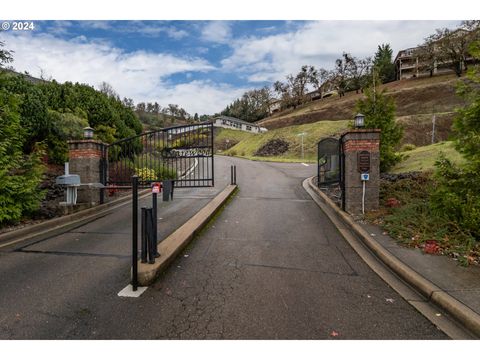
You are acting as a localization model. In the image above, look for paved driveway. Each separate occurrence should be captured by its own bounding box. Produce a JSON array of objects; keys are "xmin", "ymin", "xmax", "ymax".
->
[{"xmin": 0, "ymin": 156, "xmax": 447, "ymax": 339}]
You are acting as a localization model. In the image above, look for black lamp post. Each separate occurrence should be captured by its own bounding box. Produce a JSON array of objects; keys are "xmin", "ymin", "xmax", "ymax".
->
[{"xmin": 354, "ymin": 113, "xmax": 365, "ymax": 129}]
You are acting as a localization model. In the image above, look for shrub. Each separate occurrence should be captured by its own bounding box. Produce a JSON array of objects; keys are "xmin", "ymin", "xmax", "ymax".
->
[
  {"xmin": 135, "ymin": 167, "xmax": 156, "ymax": 182},
  {"xmin": 401, "ymin": 143, "xmax": 416, "ymax": 152},
  {"xmin": 0, "ymin": 84, "xmax": 46, "ymax": 225}
]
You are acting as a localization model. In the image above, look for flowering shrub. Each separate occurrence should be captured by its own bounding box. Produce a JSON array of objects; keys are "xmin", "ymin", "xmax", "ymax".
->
[{"xmin": 135, "ymin": 167, "xmax": 156, "ymax": 182}]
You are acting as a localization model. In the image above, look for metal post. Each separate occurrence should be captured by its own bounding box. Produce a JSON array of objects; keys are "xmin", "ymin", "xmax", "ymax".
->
[
  {"xmin": 147, "ymin": 209, "xmax": 155, "ymax": 264},
  {"xmin": 301, "ymin": 135, "xmax": 304, "ymax": 160},
  {"xmin": 141, "ymin": 207, "xmax": 147, "ymax": 263},
  {"xmin": 132, "ymin": 175, "xmax": 138, "ymax": 291},
  {"xmin": 152, "ymin": 192, "xmax": 160, "ymax": 258},
  {"xmin": 432, "ymin": 114, "xmax": 436, "ymax": 144},
  {"xmin": 211, "ymin": 122, "xmax": 215, "ymax": 187},
  {"xmin": 231, "ymin": 165, "xmax": 233, "ymax": 185},
  {"xmin": 234, "ymin": 165, "xmax": 237, "ymax": 185}
]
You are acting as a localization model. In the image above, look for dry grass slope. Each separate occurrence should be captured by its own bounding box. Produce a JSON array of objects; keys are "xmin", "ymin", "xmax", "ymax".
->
[{"xmin": 257, "ymin": 74, "xmax": 467, "ymax": 148}]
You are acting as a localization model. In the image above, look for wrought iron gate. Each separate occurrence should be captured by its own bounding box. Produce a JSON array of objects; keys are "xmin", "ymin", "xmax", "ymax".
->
[
  {"xmin": 317, "ymin": 137, "xmax": 345, "ymax": 209},
  {"xmin": 101, "ymin": 122, "xmax": 214, "ymax": 189}
]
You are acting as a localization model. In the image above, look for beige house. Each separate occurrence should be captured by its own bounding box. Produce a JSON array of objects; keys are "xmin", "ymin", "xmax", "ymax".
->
[
  {"xmin": 394, "ymin": 47, "xmax": 456, "ymax": 80},
  {"xmin": 395, "ymin": 29, "xmax": 475, "ymax": 80},
  {"xmin": 214, "ymin": 116, "xmax": 267, "ymax": 133}
]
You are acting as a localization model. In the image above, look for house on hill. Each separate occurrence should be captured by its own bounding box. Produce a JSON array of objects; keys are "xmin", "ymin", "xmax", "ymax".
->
[
  {"xmin": 213, "ymin": 115, "xmax": 268, "ymax": 133},
  {"xmin": 394, "ymin": 47, "xmax": 456, "ymax": 80},
  {"xmin": 394, "ymin": 28, "xmax": 476, "ymax": 80}
]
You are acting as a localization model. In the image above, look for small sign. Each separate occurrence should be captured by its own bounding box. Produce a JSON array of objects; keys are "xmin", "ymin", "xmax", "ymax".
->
[
  {"xmin": 358, "ymin": 151, "xmax": 371, "ymax": 173},
  {"xmin": 361, "ymin": 173, "xmax": 370, "ymax": 181},
  {"xmin": 152, "ymin": 182, "xmax": 161, "ymax": 193}
]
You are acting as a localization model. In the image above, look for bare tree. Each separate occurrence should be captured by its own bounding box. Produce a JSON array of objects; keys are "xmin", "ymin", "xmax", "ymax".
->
[
  {"xmin": 417, "ymin": 23, "xmax": 480, "ymax": 77},
  {"xmin": 273, "ymin": 80, "xmax": 294, "ymax": 110},
  {"xmin": 347, "ymin": 56, "xmax": 372, "ymax": 93},
  {"xmin": 136, "ymin": 102, "xmax": 146, "ymax": 113},
  {"xmin": 122, "ymin": 97, "xmax": 135, "ymax": 109},
  {"xmin": 309, "ymin": 67, "xmax": 330, "ymax": 99},
  {"xmin": 333, "ymin": 53, "xmax": 354, "ymax": 97},
  {"xmin": 99, "ymin": 81, "xmax": 119, "ymax": 99},
  {"xmin": 414, "ymin": 36, "xmax": 440, "ymax": 77},
  {"xmin": 0, "ymin": 40, "xmax": 14, "ymax": 68}
]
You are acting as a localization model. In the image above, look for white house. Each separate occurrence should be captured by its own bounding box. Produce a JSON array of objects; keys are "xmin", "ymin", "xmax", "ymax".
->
[{"xmin": 213, "ymin": 116, "xmax": 268, "ymax": 133}]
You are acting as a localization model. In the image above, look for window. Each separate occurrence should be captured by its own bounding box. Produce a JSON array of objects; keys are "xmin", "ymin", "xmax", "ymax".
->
[{"xmin": 246, "ymin": 126, "xmax": 252, "ymax": 131}]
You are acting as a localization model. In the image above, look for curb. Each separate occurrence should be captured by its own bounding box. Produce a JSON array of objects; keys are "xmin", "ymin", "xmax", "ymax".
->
[
  {"xmin": 305, "ymin": 176, "xmax": 480, "ymax": 338},
  {"xmin": 137, "ymin": 184, "xmax": 238, "ymax": 286},
  {"xmin": 0, "ymin": 189, "xmax": 151, "ymax": 250}
]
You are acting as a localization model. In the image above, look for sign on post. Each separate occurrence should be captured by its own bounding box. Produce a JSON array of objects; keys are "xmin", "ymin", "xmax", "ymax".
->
[
  {"xmin": 357, "ymin": 151, "xmax": 371, "ymax": 173},
  {"xmin": 151, "ymin": 182, "xmax": 161, "ymax": 194}
]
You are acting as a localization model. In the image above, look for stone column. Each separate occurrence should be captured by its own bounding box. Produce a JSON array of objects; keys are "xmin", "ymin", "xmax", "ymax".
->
[
  {"xmin": 68, "ymin": 140, "xmax": 107, "ymax": 206},
  {"xmin": 341, "ymin": 129, "xmax": 381, "ymax": 215}
]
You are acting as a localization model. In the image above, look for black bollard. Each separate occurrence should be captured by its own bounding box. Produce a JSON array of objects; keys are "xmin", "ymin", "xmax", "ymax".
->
[
  {"xmin": 140, "ymin": 207, "xmax": 148, "ymax": 263},
  {"xmin": 146, "ymin": 208, "xmax": 156, "ymax": 264},
  {"xmin": 132, "ymin": 175, "xmax": 139, "ymax": 291},
  {"xmin": 152, "ymin": 191, "xmax": 160, "ymax": 258}
]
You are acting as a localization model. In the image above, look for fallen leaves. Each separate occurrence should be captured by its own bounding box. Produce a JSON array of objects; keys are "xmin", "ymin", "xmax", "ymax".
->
[{"xmin": 424, "ymin": 240, "xmax": 440, "ymax": 255}]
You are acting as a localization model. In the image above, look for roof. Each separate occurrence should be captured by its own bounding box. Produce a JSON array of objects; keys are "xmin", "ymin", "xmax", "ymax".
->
[{"xmin": 215, "ymin": 115, "xmax": 260, "ymax": 127}]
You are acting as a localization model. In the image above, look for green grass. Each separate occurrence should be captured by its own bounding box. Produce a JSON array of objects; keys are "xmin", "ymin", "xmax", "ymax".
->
[
  {"xmin": 392, "ymin": 141, "xmax": 465, "ymax": 173},
  {"xmin": 219, "ymin": 120, "xmax": 350, "ymax": 162},
  {"xmin": 215, "ymin": 128, "xmax": 254, "ymax": 143}
]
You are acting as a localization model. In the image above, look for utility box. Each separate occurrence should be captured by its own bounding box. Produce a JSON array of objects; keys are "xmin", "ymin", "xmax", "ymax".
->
[{"xmin": 162, "ymin": 180, "xmax": 174, "ymax": 202}]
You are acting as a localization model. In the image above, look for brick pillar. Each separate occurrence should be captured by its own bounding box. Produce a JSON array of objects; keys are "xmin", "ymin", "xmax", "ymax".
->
[
  {"xmin": 68, "ymin": 140, "xmax": 107, "ymax": 206},
  {"xmin": 341, "ymin": 129, "xmax": 381, "ymax": 215}
]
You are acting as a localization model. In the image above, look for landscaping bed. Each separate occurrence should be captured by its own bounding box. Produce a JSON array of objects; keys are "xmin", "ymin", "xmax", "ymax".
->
[{"xmin": 365, "ymin": 172, "xmax": 480, "ymax": 266}]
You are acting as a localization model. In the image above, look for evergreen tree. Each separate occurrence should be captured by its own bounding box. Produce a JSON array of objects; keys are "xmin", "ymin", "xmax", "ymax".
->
[
  {"xmin": 373, "ymin": 44, "xmax": 396, "ymax": 83},
  {"xmin": 356, "ymin": 83, "xmax": 403, "ymax": 172}
]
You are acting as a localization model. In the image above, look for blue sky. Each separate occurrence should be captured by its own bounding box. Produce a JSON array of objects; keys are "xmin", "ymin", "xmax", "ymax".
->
[{"xmin": 1, "ymin": 20, "xmax": 459, "ymax": 114}]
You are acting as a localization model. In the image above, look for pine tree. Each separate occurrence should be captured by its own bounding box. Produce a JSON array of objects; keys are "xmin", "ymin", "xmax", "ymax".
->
[
  {"xmin": 356, "ymin": 83, "xmax": 403, "ymax": 172},
  {"xmin": 373, "ymin": 44, "xmax": 396, "ymax": 84}
]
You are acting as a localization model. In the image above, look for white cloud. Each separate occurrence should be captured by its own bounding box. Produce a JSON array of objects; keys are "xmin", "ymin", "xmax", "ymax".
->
[
  {"xmin": 2, "ymin": 32, "xmax": 230, "ymax": 113},
  {"xmin": 45, "ymin": 21, "xmax": 190, "ymax": 40},
  {"xmin": 201, "ymin": 21, "xmax": 232, "ymax": 43},
  {"xmin": 222, "ymin": 20, "xmax": 460, "ymax": 82},
  {"xmin": 146, "ymin": 80, "xmax": 247, "ymax": 115}
]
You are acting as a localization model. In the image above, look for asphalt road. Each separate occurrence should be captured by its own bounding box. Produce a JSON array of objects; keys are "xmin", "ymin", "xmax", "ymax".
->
[{"xmin": 0, "ymin": 156, "xmax": 447, "ymax": 339}]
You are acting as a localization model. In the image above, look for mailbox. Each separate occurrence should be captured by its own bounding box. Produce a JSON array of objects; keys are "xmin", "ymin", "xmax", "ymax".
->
[{"xmin": 55, "ymin": 174, "xmax": 80, "ymax": 186}]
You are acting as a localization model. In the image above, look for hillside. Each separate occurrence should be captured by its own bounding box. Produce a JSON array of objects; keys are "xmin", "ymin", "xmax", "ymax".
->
[
  {"xmin": 391, "ymin": 141, "xmax": 464, "ymax": 173},
  {"xmin": 257, "ymin": 74, "xmax": 467, "ymax": 147},
  {"xmin": 215, "ymin": 122, "xmax": 465, "ymax": 174},
  {"xmin": 217, "ymin": 120, "xmax": 350, "ymax": 162}
]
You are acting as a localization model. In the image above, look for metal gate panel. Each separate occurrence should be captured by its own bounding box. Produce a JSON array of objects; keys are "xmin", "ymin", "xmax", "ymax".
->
[{"xmin": 102, "ymin": 123, "xmax": 214, "ymax": 189}]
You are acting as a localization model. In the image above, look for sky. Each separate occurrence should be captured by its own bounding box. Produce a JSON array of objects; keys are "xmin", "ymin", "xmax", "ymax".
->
[{"xmin": 0, "ymin": 20, "xmax": 461, "ymax": 115}]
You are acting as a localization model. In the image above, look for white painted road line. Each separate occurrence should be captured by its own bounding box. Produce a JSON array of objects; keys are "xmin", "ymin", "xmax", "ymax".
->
[
  {"xmin": 302, "ymin": 163, "xmax": 309, "ymax": 167},
  {"xmin": 118, "ymin": 284, "xmax": 148, "ymax": 298}
]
